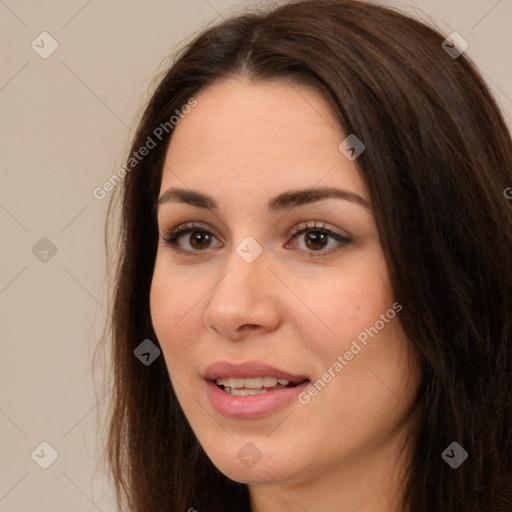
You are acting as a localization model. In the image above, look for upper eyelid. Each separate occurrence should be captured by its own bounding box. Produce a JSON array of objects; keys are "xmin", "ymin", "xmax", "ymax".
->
[{"xmin": 162, "ymin": 220, "xmax": 346, "ymax": 239}]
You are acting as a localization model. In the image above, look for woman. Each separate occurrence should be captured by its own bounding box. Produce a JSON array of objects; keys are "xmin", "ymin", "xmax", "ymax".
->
[{"xmin": 102, "ymin": 0, "xmax": 512, "ymax": 510}]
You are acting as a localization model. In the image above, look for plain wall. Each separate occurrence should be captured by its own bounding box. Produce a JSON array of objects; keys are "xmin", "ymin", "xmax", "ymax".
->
[{"xmin": 1, "ymin": 0, "xmax": 511, "ymax": 510}]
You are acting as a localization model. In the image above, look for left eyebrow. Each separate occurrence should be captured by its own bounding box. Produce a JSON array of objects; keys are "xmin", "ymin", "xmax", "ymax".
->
[
  {"xmin": 267, "ymin": 186, "xmax": 372, "ymax": 213},
  {"xmin": 155, "ymin": 186, "xmax": 372, "ymax": 214}
]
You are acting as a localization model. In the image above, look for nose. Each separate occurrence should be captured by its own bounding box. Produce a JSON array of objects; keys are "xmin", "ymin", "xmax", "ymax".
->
[{"xmin": 203, "ymin": 243, "xmax": 281, "ymax": 340}]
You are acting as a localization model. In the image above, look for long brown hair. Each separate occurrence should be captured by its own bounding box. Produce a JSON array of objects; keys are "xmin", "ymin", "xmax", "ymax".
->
[{"xmin": 98, "ymin": 1, "xmax": 512, "ymax": 510}]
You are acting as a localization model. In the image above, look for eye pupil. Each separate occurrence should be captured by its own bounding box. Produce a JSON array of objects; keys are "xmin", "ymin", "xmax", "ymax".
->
[
  {"xmin": 305, "ymin": 231, "xmax": 328, "ymax": 250},
  {"xmin": 190, "ymin": 232, "xmax": 211, "ymax": 249}
]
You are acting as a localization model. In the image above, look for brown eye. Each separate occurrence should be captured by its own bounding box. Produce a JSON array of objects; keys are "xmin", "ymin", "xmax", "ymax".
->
[
  {"xmin": 303, "ymin": 231, "xmax": 330, "ymax": 251},
  {"xmin": 286, "ymin": 222, "xmax": 352, "ymax": 256},
  {"xmin": 188, "ymin": 231, "xmax": 212, "ymax": 250},
  {"xmin": 162, "ymin": 223, "xmax": 222, "ymax": 253}
]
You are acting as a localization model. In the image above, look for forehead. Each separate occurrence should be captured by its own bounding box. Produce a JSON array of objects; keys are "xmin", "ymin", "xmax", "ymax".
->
[{"xmin": 161, "ymin": 78, "xmax": 366, "ymax": 201}]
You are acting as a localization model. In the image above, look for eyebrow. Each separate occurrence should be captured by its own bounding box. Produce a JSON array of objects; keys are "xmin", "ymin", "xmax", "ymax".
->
[{"xmin": 155, "ymin": 186, "xmax": 372, "ymax": 214}]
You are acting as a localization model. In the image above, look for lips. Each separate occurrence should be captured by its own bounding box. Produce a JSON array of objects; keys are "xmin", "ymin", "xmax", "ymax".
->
[{"xmin": 204, "ymin": 360, "xmax": 310, "ymax": 419}]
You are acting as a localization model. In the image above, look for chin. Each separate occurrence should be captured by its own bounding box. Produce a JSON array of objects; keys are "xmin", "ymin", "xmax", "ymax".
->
[
  {"xmin": 205, "ymin": 444, "xmax": 300, "ymax": 485},
  {"xmin": 217, "ymin": 463, "xmax": 288, "ymax": 485}
]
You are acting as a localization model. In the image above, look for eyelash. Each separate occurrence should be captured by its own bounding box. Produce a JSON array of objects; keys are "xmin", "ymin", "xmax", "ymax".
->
[{"xmin": 161, "ymin": 221, "xmax": 352, "ymax": 257}]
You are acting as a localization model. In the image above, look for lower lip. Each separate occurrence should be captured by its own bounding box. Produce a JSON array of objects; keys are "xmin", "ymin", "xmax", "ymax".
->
[{"xmin": 206, "ymin": 380, "xmax": 309, "ymax": 419}]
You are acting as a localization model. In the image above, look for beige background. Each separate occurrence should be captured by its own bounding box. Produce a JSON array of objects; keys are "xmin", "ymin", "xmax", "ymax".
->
[{"xmin": 1, "ymin": 1, "xmax": 511, "ymax": 511}]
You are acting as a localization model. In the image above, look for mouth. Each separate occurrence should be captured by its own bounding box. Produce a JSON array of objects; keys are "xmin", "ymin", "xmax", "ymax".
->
[{"xmin": 204, "ymin": 361, "xmax": 310, "ymax": 419}]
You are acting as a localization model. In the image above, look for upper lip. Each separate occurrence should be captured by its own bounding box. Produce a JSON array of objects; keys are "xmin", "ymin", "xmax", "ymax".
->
[{"xmin": 204, "ymin": 360, "xmax": 309, "ymax": 384}]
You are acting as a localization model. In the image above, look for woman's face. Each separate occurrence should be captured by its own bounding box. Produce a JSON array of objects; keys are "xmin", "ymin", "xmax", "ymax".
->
[{"xmin": 150, "ymin": 78, "xmax": 421, "ymax": 488}]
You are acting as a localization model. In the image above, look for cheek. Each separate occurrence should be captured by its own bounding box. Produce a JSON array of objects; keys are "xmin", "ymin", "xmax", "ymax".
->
[
  {"xmin": 149, "ymin": 258, "xmax": 205, "ymax": 367},
  {"xmin": 297, "ymin": 251, "xmax": 394, "ymax": 355},
  {"xmin": 301, "ymin": 257, "xmax": 417, "ymax": 432}
]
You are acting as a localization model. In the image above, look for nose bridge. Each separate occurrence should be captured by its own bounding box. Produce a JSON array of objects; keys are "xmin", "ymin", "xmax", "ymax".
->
[{"xmin": 214, "ymin": 235, "xmax": 269, "ymax": 301}]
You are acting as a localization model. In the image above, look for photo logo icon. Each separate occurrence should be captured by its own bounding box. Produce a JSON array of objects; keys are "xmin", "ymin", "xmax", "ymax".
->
[
  {"xmin": 338, "ymin": 134, "xmax": 365, "ymax": 161},
  {"xmin": 236, "ymin": 236, "xmax": 263, "ymax": 264},
  {"xmin": 31, "ymin": 31, "xmax": 59, "ymax": 59},
  {"xmin": 31, "ymin": 441, "xmax": 59, "ymax": 469},
  {"xmin": 441, "ymin": 441, "xmax": 468, "ymax": 469},
  {"xmin": 237, "ymin": 442, "xmax": 262, "ymax": 468},
  {"xmin": 442, "ymin": 32, "xmax": 468, "ymax": 59},
  {"xmin": 134, "ymin": 339, "xmax": 161, "ymax": 366},
  {"xmin": 32, "ymin": 237, "xmax": 58, "ymax": 263}
]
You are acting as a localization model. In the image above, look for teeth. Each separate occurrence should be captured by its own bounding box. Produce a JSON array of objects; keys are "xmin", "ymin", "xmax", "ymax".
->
[
  {"xmin": 227, "ymin": 378, "xmax": 245, "ymax": 388},
  {"xmin": 245, "ymin": 377, "xmax": 264, "ymax": 388},
  {"xmin": 228, "ymin": 388, "xmax": 268, "ymax": 396},
  {"xmin": 263, "ymin": 376, "xmax": 278, "ymax": 387},
  {"xmin": 215, "ymin": 376, "xmax": 291, "ymax": 389}
]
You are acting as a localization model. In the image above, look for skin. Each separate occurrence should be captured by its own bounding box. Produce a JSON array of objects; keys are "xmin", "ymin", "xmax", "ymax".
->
[{"xmin": 150, "ymin": 78, "xmax": 422, "ymax": 512}]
